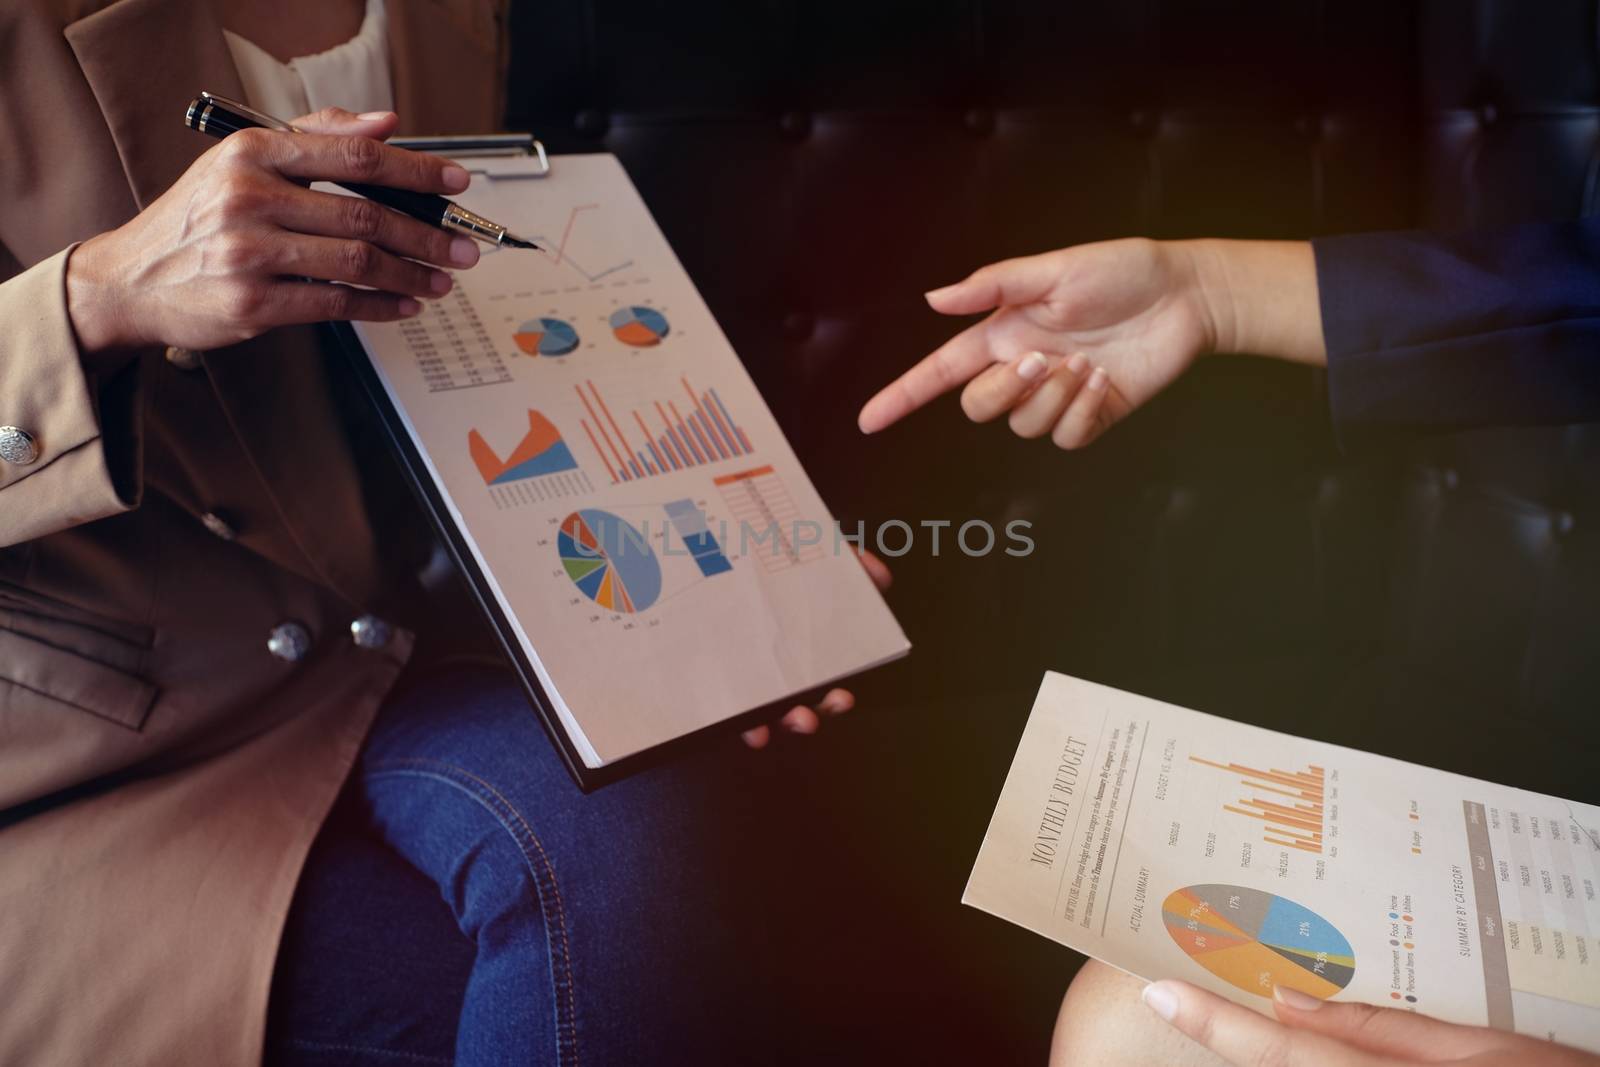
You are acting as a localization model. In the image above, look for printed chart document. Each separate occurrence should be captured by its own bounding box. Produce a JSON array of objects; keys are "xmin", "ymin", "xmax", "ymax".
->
[
  {"xmin": 346, "ymin": 154, "xmax": 908, "ymax": 771},
  {"xmin": 965, "ymin": 673, "xmax": 1600, "ymax": 1052}
]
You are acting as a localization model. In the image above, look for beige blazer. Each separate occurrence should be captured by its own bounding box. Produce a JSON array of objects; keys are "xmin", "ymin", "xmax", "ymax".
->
[{"xmin": 0, "ymin": 0, "xmax": 504, "ymax": 1062}]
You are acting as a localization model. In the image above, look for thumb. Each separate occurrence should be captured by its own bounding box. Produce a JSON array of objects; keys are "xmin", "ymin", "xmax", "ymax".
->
[
  {"xmin": 1271, "ymin": 987, "xmax": 1529, "ymax": 1061},
  {"xmin": 924, "ymin": 252, "xmax": 1060, "ymax": 315},
  {"xmin": 291, "ymin": 106, "xmax": 399, "ymax": 139}
]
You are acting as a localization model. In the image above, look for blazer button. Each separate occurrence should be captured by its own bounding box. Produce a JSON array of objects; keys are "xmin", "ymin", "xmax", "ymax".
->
[
  {"xmin": 349, "ymin": 614, "xmax": 392, "ymax": 650},
  {"xmin": 164, "ymin": 346, "xmax": 204, "ymax": 371},
  {"xmin": 0, "ymin": 426, "xmax": 40, "ymax": 466},
  {"xmin": 267, "ymin": 621, "xmax": 312, "ymax": 662},
  {"xmin": 200, "ymin": 511, "xmax": 237, "ymax": 540}
]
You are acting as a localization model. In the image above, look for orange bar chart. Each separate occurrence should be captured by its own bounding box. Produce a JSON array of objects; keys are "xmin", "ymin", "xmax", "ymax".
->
[{"xmin": 1191, "ymin": 756, "xmax": 1326, "ymax": 854}]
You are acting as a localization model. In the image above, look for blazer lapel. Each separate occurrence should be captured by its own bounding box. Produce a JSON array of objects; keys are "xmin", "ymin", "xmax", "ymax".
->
[
  {"xmin": 64, "ymin": 0, "xmax": 246, "ymax": 210},
  {"xmin": 61, "ymin": 0, "xmax": 505, "ymax": 607},
  {"xmin": 387, "ymin": 0, "xmax": 504, "ymax": 135}
]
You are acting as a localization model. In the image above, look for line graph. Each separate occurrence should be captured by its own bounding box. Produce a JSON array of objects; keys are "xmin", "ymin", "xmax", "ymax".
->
[{"xmin": 529, "ymin": 204, "xmax": 636, "ymax": 283}]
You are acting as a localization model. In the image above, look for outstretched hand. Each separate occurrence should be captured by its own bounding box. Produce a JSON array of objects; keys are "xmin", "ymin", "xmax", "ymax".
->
[
  {"xmin": 859, "ymin": 237, "xmax": 1323, "ymax": 449},
  {"xmin": 858, "ymin": 238, "xmax": 1220, "ymax": 448}
]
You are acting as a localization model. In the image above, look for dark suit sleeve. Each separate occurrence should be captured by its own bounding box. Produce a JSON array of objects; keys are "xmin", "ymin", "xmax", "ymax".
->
[{"xmin": 1311, "ymin": 216, "xmax": 1600, "ymax": 449}]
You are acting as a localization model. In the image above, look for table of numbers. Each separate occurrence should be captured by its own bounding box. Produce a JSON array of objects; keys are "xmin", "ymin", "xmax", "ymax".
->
[{"xmin": 397, "ymin": 287, "xmax": 512, "ymax": 392}]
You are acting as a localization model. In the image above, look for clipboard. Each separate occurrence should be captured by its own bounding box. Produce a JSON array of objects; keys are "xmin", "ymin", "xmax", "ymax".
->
[{"xmin": 327, "ymin": 141, "xmax": 909, "ymax": 791}]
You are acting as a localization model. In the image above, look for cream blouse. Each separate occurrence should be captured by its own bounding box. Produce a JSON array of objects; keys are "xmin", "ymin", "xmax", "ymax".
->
[{"xmin": 222, "ymin": 0, "xmax": 395, "ymax": 119}]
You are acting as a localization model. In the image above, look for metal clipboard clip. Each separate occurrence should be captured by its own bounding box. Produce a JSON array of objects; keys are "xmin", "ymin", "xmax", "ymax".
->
[{"xmin": 390, "ymin": 133, "xmax": 550, "ymax": 175}]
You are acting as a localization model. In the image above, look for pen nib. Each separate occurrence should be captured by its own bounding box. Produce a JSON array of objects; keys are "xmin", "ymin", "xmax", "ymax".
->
[{"xmin": 501, "ymin": 234, "xmax": 541, "ymax": 250}]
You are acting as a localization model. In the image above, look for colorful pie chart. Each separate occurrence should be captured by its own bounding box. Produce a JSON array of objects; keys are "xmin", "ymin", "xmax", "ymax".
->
[
  {"xmin": 514, "ymin": 317, "xmax": 580, "ymax": 357},
  {"xmin": 609, "ymin": 306, "xmax": 670, "ymax": 347},
  {"xmin": 1163, "ymin": 885, "xmax": 1355, "ymax": 1001},
  {"xmin": 558, "ymin": 509, "xmax": 662, "ymax": 614}
]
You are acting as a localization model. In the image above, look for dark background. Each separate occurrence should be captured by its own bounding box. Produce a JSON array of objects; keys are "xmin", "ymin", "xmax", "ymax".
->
[{"xmin": 495, "ymin": 2, "xmax": 1599, "ymax": 1060}]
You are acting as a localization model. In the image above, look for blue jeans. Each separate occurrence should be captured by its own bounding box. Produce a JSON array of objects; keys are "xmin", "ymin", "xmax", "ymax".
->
[{"xmin": 265, "ymin": 665, "xmax": 777, "ymax": 1066}]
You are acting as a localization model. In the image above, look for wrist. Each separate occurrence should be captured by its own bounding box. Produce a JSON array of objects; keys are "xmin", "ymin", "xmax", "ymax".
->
[
  {"xmin": 1175, "ymin": 238, "xmax": 1240, "ymax": 358},
  {"xmin": 65, "ymin": 234, "xmax": 145, "ymax": 365},
  {"xmin": 1178, "ymin": 238, "xmax": 1325, "ymax": 366}
]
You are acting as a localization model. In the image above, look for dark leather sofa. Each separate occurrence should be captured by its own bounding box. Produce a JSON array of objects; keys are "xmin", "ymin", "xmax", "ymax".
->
[{"xmin": 274, "ymin": 3, "xmax": 1600, "ymax": 1062}]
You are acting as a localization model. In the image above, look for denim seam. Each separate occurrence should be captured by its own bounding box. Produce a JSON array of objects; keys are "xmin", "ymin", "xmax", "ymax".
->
[
  {"xmin": 364, "ymin": 759, "xmax": 580, "ymax": 1067},
  {"xmin": 273, "ymin": 1038, "xmax": 454, "ymax": 1065}
]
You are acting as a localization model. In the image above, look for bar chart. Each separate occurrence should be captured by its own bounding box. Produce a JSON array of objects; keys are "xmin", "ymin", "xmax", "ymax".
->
[
  {"xmin": 1191, "ymin": 756, "xmax": 1327, "ymax": 854},
  {"xmin": 663, "ymin": 499, "xmax": 734, "ymax": 576},
  {"xmin": 576, "ymin": 377, "xmax": 754, "ymax": 483}
]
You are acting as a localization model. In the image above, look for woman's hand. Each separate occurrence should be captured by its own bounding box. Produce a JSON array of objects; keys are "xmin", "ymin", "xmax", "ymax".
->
[
  {"xmin": 857, "ymin": 238, "xmax": 1323, "ymax": 448},
  {"xmin": 65, "ymin": 108, "xmax": 480, "ymax": 355},
  {"xmin": 740, "ymin": 548, "xmax": 892, "ymax": 750},
  {"xmin": 1143, "ymin": 979, "xmax": 1600, "ymax": 1067}
]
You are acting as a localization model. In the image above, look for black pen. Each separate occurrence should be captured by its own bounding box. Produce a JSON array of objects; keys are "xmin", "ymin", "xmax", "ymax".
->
[{"xmin": 184, "ymin": 91, "xmax": 540, "ymax": 250}]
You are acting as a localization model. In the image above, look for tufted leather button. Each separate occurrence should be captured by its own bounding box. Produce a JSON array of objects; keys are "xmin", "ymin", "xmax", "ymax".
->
[
  {"xmin": 0, "ymin": 426, "xmax": 40, "ymax": 466},
  {"xmin": 1553, "ymin": 511, "xmax": 1576, "ymax": 538},
  {"xmin": 781, "ymin": 311, "xmax": 814, "ymax": 341},
  {"xmin": 200, "ymin": 511, "xmax": 237, "ymax": 540},
  {"xmin": 349, "ymin": 614, "xmax": 393, "ymax": 650},
  {"xmin": 778, "ymin": 109, "xmax": 811, "ymax": 141},
  {"xmin": 1440, "ymin": 467, "xmax": 1460, "ymax": 490},
  {"xmin": 1296, "ymin": 114, "xmax": 1332, "ymax": 141},
  {"xmin": 164, "ymin": 346, "xmax": 204, "ymax": 371},
  {"xmin": 266, "ymin": 621, "xmax": 312, "ymax": 663},
  {"xmin": 1478, "ymin": 103, "xmax": 1498, "ymax": 127},
  {"xmin": 963, "ymin": 107, "xmax": 994, "ymax": 137},
  {"xmin": 573, "ymin": 108, "xmax": 610, "ymax": 138}
]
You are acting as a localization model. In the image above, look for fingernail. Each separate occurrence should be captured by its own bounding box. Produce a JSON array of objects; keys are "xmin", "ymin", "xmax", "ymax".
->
[
  {"xmin": 782, "ymin": 714, "xmax": 817, "ymax": 735},
  {"xmin": 1141, "ymin": 982, "xmax": 1180, "ymax": 1023},
  {"xmin": 1016, "ymin": 352, "xmax": 1049, "ymax": 381},
  {"xmin": 1273, "ymin": 986, "xmax": 1323, "ymax": 1012},
  {"xmin": 357, "ymin": 110, "xmax": 395, "ymax": 121},
  {"xmin": 924, "ymin": 284, "xmax": 958, "ymax": 301},
  {"xmin": 1066, "ymin": 352, "xmax": 1089, "ymax": 375},
  {"xmin": 441, "ymin": 165, "xmax": 470, "ymax": 192},
  {"xmin": 429, "ymin": 271, "xmax": 452, "ymax": 294},
  {"xmin": 1087, "ymin": 367, "xmax": 1108, "ymax": 391},
  {"xmin": 819, "ymin": 690, "xmax": 853, "ymax": 715},
  {"xmin": 449, "ymin": 237, "xmax": 480, "ymax": 267},
  {"xmin": 399, "ymin": 298, "xmax": 422, "ymax": 317}
]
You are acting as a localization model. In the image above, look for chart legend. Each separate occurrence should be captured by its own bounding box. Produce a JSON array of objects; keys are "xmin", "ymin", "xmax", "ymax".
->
[
  {"xmin": 577, "ymin": 378, "xmax": 753, "ymax": 483},
  {"xmin": 1192, "ymin": 756, "xmax": 1327, "ymax": 854},
  {"xmin": 1164, "ymin": 885, "xmax": 1355, "ymax": 1000}
]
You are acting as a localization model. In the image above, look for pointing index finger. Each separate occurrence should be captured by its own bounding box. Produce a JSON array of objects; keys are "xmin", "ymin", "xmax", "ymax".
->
[{"xmin": 858, "ymin": 321, "xmax": 995, "ymax": 433}]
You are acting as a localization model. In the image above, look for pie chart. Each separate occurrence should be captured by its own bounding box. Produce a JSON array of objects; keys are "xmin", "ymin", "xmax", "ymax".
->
[
  {"xmin": 609, "ymin": 306, "xmax": 670, "ymax": 347},
  {"xmin": 558, "ymin": 509, "xmax": 662, "ymax": 614},
  {"xmin": 1163, "ymin": 885, "xmax": 1354, "ymax": 1000},
  {"xmin": 514, "ymin": 317, "xmax": 580, "ymax": 357}
]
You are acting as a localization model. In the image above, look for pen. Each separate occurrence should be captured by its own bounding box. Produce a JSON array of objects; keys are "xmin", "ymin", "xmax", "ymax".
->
[{"xmin": 184, "ymin": 91, "xmax": 540, "ymax": 250}]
